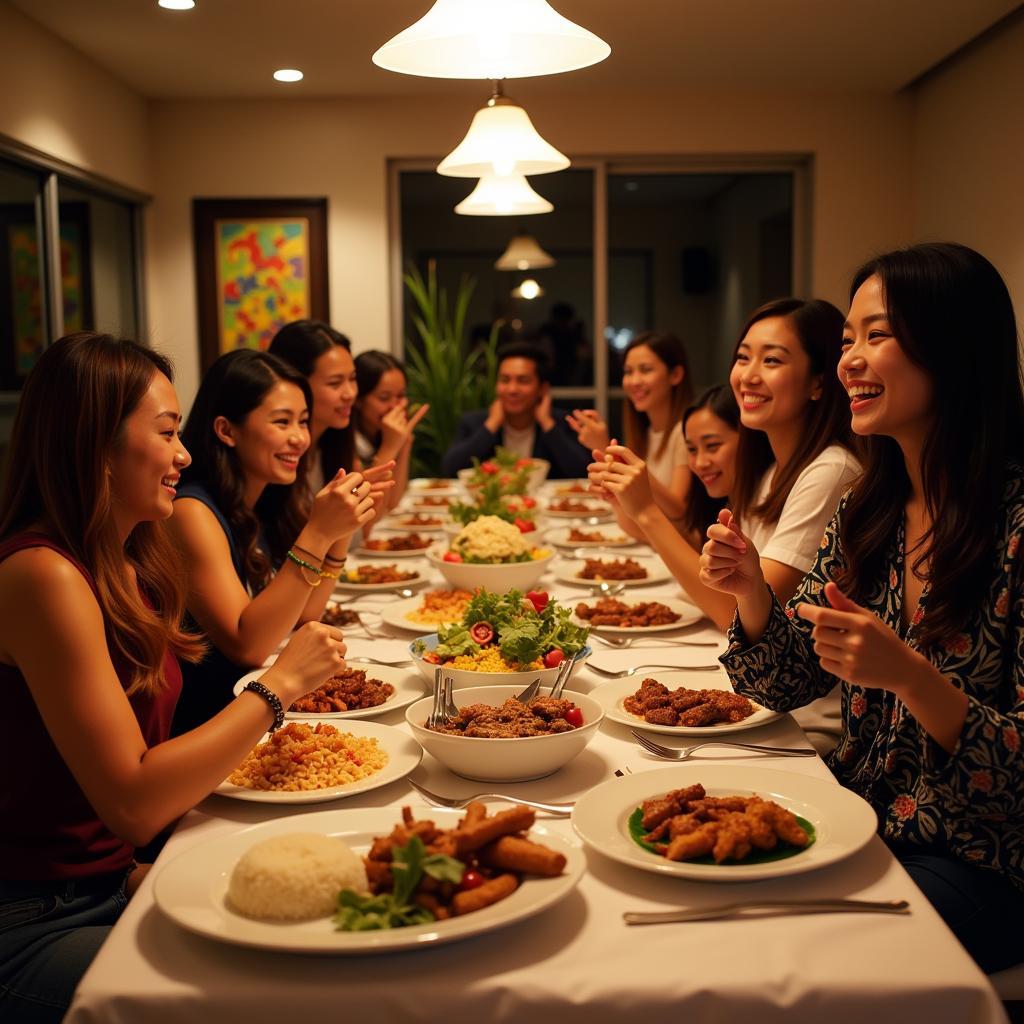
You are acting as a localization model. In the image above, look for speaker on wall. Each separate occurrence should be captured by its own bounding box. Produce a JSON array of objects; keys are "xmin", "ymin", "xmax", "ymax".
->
[{"xmin": 681, "ymin": 246, "xmax": 716, "ymax": 295}]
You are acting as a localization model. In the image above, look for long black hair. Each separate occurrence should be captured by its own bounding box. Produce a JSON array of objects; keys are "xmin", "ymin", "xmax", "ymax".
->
[
  {"xmin": 730, "ymin": 298, "xmax": 854, "ymax": 527},
  {"xmin": 269, "ymin": 319, "xmax": 355, "ymax": 481},
  {"xmin": 354, "ymin": 350, "xmax": 405, "ymax": 447},
  {"xmin": 681, "ymin": 384, "xmax": 740, "ymax": 540},
  {"xmin": 622, "ymin": 331, "xmax": 693, "ymax": 460},
  {"xmin": 837, "ymin": 242, "xmax": 1024, "ymax": 650},
  {"xmin": 181, "ymin": 349, "xmax": 312, "ymax": 591}
]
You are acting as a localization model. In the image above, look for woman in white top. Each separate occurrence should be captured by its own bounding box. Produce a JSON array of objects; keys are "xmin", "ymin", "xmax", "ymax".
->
[
  {"xmin": 567, "ymin": 331, "xmax": 692, "ymax": 536},
  {"xmin": 590, "ymin": 299, "xmax": 860, "ymax": 753}
]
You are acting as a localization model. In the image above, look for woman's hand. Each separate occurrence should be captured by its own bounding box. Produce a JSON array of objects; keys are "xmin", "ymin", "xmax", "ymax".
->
[
  {"xmin": 379, "ymin": 400, "xmax": 430, "ymax": 459},
  {"xmin": 262, "ymin": 621, "xmax": 347, "ymax": 706},
  {"xmin": 591, "ymin": 444, "xmax": 657, "ymax": 520},
  {"xmin": 797, "ymin": 583, "xmax": 925, "ymax": 693},
  {"xmin": 699, "ymin": 508, "xmax": 765, "ymax": 598},
  {"xmin": 566, "ymin": 408, "xmax": 610, "ymax": 451},
  {"xmin": 309, "ymin": 470, "xmax": 378, "ymax": 540}
]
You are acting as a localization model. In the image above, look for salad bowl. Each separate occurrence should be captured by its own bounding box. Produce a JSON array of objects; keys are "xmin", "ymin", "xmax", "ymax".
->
[{"xmin": 426, "ymin": 543, "xmax": 553, "ymax": 593}]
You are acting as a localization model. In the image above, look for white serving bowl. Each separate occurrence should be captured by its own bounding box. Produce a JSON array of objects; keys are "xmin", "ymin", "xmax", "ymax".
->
[
  {"xmin": 409, "ymin": 634, "xmax": 592, "ymax": 689},
  {"xmin": 405, "ymin": 684, "xmax": 603, "ymax": 782},
  {"xmin": 426, "ymin": 543, "xmax": 553, "ymax": 593},
  {"xmin": 457, "ymin": 457, "xmax": 550, "ymax": 492}
]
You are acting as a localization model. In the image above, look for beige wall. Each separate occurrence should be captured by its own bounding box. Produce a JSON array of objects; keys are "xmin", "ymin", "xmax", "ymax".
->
[
  {"xmin": 0, "ymin": 1, "xmax": 150, "ymax": 193},
  {"xmin": 147, "ymin": 89, "xmax": 915, "ymax": 404},
  {"xmin": 912, "ymin": 15, "xmax": 1024, "ymax": 318}
]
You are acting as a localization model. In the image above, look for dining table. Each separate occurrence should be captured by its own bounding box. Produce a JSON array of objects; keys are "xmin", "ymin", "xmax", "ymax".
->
[{"xmin": 65, "ymin": 495, "xmax": 1009, "ymax": 1024}]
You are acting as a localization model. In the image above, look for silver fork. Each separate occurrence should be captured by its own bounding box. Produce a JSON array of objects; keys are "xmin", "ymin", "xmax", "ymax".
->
[
  {"xmin": 590, "ymin": 634, "xmax": 720, "ymax": 649},
  {"xmin": 589, "ymin": 663, "xmax": 721, "ymax": 678},
  {"xmin": 425, "ymin": 669, "xmax": 458, "ymax": 729},
  {"xmin": 352, "ymin": 654, "xmax": 414, "ymax": 667},
  {"xmin": 408, "ymin": 779, "xmax": 574, "ymax": 816},
  {"xmin": 631, "ymin": 729, "xmax": 817, "ymax": 760}
]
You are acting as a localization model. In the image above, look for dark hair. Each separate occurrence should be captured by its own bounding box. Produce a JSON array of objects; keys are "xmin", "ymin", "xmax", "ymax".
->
[
  {"xmin": 622, "ymin": 331, "xmax": 694, "ymax": 460},
  {"xmin": 354, "ymin": 351, "xmax": 405, "ymax": 443},
  {"xmin": 269, "ymin": 319, "xmax": 355, "ymax": 480},
  {"xmin": 496, "ymin": 342, "xmax": 551, "ymax": 385},
  {"xmin": 837, "ymin": 242, "xmax": 1024, "ymax": 650},
  {"xmin": 681, "ymin": 384, "xmax": 740, "ymax": 539},
  {"xmin": 0, "ymin": 332, "xmax": 203, "ymax": 695},
  {"xmin": 180, "ymin": 349, "xmax": 312, "ymax": 591},
  {"xmin": 730, "ymin": 298, "xmax": 854, "ymax": 526}
]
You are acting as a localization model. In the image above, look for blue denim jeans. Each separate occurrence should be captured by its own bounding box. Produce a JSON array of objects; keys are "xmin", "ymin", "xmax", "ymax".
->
[{"xmin": 0, "ymin": 871, "xmax": 129, "ymax": 1024}]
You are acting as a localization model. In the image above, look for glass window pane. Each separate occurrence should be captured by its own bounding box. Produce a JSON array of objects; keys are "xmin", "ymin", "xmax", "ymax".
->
[
  {"xmin": 607, "ymin": 172, "xmax": 793, "ymax": 393},
  {"xmin": 399, "ymin": 168, "xmax": 595, "ymax": 387},
  {"xmin": 57, "ymin": 182, "xmax": 138, "ymax": 338}
]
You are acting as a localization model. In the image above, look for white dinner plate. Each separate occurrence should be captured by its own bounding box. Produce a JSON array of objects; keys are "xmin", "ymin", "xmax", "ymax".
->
[
  {"xmin": 552, "ymin": 555, "xmax": 670, "ymax": 588},
  {"xmin": 591, "ymin": 672, "xmax": 781, "ymax": 736},
  {"xmin": 546, "ymin": 525, "xmax": 635, "ymax": 548},
  {"xmin": 379, "ymin": 592, "xmax": 472, "ymax": 633},
  {"xmin": 572, "ymin": 765, "xmax": 877, "ymax": 882},
  {"xmin": 539, "ymin": 478, "xmax": 599, "ymax": 498},
  {"xmin": 406, "ymin": 496, "xmax": 458, "ymax": 512},
  {"xmin": 233, "ymin": 662, "xmax": 426, "ymax": 720},
  {"xmin": 355, "ymin": 529, "xmax": 442, "ymax": 558},
  {"xmin": 569, "ymin": 594, "xmax": 703, "ymax": 633},
  {"xmin": 333, "ymin": 561, "xmax": 425, "ymax": 593},
  {"xmin": 408, "ymin": 478, "xmax": 462, "ymax": 496},
  {"xmin": 215, "ymin": 718, "xmax": 421, "ymax": 804},
  {"xmin": 153, "ymin": 806, "xmax": 585, "ymax": 954},
  {"xmin": 383, "ymin": 512, "xmax": 451, "ymax": 530},
  {"xmin": 542, "ymin": 501, "xmax": 613, "ymax": 520}
]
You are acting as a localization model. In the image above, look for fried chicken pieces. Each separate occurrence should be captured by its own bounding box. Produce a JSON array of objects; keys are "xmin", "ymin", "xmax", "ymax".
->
[
  {"xmin": 639, "ymin": 784, "xmax": 809, "ymax": 864},
  {"xmin": 624, "ymin": 678, "xmax": 755, "ymax": 727}
]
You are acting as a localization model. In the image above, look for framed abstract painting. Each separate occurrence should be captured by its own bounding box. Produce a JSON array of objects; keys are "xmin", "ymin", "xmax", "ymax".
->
[{"xmin": 192, "ymin": 198, "xmax": 329, "ymax": 369}]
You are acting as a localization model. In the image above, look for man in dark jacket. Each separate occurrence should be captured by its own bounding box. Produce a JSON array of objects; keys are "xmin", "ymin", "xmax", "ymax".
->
[{"xmin": 441, "ymin": 343, "xmax": 590, "ymax": 479}]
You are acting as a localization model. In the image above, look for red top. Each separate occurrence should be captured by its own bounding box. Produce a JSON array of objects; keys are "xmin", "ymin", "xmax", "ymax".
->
[{"xmin": 0, "ymin": 533, "xmax": 182, "ymax": 880}]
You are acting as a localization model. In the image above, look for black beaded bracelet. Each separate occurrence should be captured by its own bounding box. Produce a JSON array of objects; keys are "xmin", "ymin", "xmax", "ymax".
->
[{"xmin": 242, "ymin": 679, "xmax": 285, "ymax": 732}]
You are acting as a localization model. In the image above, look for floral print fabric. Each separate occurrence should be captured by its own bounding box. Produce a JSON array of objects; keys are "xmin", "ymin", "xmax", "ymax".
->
[{"xmin": 721, "ymin": 469, "xmax": 1024, "ymax": 889}]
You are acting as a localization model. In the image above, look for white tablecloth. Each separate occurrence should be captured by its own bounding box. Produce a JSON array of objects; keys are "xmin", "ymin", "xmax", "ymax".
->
[{"xmin": 66, "ymin": 540, "xmax": 1008, "ymax": 1024}]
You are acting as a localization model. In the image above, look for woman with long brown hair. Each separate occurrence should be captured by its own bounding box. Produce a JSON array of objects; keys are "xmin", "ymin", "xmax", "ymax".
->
[
  {"xmin": 168, "ymin": 349, "xmax": 392, "ymax": 734},
  {"xmin": 590, "ymin": 299, "xmax": 859, "ymax": 751},
  {"xmin": 0, "ymin": 334, "xmax": 346, "ymax": 1023},
  {"xmin": 702, "ymin": 243, "xmax": 1024, "ymax": 973}
]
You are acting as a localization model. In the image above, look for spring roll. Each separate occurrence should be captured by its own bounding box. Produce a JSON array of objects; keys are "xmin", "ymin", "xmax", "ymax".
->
[
  {"xmin": 454, "ymin": 806, "xmax": 536, "ymax": 855},
  {"xmin": 452, "ymin": 873, "xmax": 519, "ymax": 915},
  {"xmin": 478, "ymin": 836, "xmax": 566, "ymax": 877}
]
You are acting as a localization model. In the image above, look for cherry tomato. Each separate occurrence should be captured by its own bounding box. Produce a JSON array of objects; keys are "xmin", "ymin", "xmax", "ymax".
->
[
  {"xmin": 423, "ymin": 652, "xmax": 442, "ymax": 665},
  {"xmin": 544, "ymin": 648, "xmax": 565, "ymax": 668},
  {"xmin": 443, "ymin": 551, "xmax": 463, "ymax": 563},
  {"xmin": 513, "ymin": 517, "xmax": 536, "ymax": 533},
  {"xmin": 459, "ymin": 869, "xmax": 485, "ymax": 891},
  {"xmin": 515, "ymin": 458, "xmax": 533, "ymax": 469},
  {"xmin": 526, "ymin": 590, "xmax": 549, "ymax": 613},
  {"xmin": 563, "ymin": 706, "xmax": 584, "ymax": 728},
  {"xmin": 470, "ymin": 621, "xmax": 495, "ymax": 645},
  {"xmin": 481, "ymin": 461, "xmax": 498, "ymax": 474},
  {"xmin": 520, "ymin": 496, "xmax": 537, "ymax": 509}
]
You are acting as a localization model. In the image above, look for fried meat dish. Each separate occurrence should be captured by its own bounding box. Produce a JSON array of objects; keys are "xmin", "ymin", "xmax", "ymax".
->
[
  {"xmin": 415, "ymin": 496, "xmax": 451, "ymax": 507},
  {"xmin": 639, "ymin": 784, "xmax": 810, "ymax": 863},
  {"xmin": 548, "ymin": 499, "xmax": 596, "ymax": 513},
  {"xmin": 575, "ymin": 598, "xmax": 680, "ymax": 628},
  {"xmin": 567, "ymin": 528, "xmax": 611, "ymax": 543},
  {"xmin": 624, "ymin": 678, "xmax": 754, "ymax": 727},
  {"xmin": 425, "ymin": 696, "xmax": 582, "ymax": 737},
  {"xmin": 289, "ymin": 668, "xmax": 395, "ymax": 713},
  {"xmin": 576, "ymin": 557, "xmax": 647, "ymax": 581},
  {"xmin": 363, "ymin": 532, "xmax": 432, "ymax": 552},
  {"xmin": 348, "ymin": 564, "xmax": 418, "ymax": 584},
  {"xmin": 397, "ymin": 513, "xmax": 444, "ymax": 527},
  {"xmin": 320, "ymin": 604, "xmax": 360, "ymax": 627}
]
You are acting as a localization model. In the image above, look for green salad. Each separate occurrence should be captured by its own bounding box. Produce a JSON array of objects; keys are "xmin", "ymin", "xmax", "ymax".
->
[{"xmin": 414, "ymin": 589, "xmax": 589, "ymax": 669}]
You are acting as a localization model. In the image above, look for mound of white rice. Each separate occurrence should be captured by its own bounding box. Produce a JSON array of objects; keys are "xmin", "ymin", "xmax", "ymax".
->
[{"xmin": 227, "ymin": 832, "xmax": 368, "ymax": 921}]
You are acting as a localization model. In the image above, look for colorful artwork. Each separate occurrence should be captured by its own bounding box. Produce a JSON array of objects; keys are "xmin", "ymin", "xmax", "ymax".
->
[
  {"xmin": 6, "ymin": 220, "xmax": 87, "ymax": 376},
  {"xmin": 215, "ymin": 218, "xmax": 310, "ymax": 353}
]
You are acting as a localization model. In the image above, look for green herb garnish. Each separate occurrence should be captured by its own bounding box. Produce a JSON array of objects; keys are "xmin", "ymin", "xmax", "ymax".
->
[{"xmin": 333, "ymin": 836, "xmax": 465, "ymax": 931}]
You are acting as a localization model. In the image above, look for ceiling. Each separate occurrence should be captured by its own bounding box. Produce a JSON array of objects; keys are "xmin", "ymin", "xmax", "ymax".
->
[{"xmin": 11, "ymin": 0, "xmax": 1022, "ymax": 100}]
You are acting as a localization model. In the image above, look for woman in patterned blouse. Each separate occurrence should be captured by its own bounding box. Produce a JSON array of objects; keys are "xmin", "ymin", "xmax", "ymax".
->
[{"xmin": 701, "ymin": 242, "xmax": 1024, "ymax": 973}]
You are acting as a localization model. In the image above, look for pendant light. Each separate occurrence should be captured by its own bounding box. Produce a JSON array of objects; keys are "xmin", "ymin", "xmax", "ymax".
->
[
  {"xmin": 438, "ymin": 83, "xmax": 569, "ymax": 178},
  {"xmin": 455, "ymin": 173, "xmax": 553, "ymax": 216},
  {"xmin": 495, "ymin": 233, "xmax": 555, "ymax": 270},
  {"xmin": 512, "ymin": 279, "xmax": 544, "ymax": 300},
  {"xmin": 372, "ymin": 0, "xmax": 610, "ymax": 80}
]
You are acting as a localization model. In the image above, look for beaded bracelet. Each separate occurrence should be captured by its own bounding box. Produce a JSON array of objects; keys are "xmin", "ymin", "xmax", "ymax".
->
[
  {"xmin": 285, "ymin": 548, "xmax": 322, "ymax": 586},
  {"xmin": 242, "ymin": 679, "xmax": 285, "ymax": 732}
]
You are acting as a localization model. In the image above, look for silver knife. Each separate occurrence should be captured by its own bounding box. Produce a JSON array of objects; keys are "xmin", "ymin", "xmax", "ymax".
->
[{"xmin": 623, "ymin": 898, "xmax": 910, "ymax": 925}]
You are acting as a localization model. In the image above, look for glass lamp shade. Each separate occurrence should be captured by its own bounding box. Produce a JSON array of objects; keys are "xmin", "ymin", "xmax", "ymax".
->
[
  {"xmin": 455, "ymin": 174, "xmax": 553, "ymax": 216},
  {"xmin": 372, "ymin": 0, "xmax": 610, "ymax": 80},
  {"xmin": 495, "ymin": 233, "xmax": 555, "ymax": 270},
  {"xmin": 437, "ymin": 96, "xmax": 569, "ymax": 178}
]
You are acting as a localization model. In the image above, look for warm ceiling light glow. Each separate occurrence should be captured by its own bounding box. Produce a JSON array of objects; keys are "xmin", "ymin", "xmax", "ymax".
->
[
  {"xmin": 157, "ymin": 0, "xmax": 195, "ymax": 8},
  {"xmin": 273, "ymin": 69, "xmax": 304, "ymax": 83},
  {"xmin": 373, "ymin": 0, "xmax": 610, "ymax": 79},
  {"xmin": 438, "ymin": 86, "xmax": 569, "ymax": 178},
  {"xmin": 513, "ymin": 278, "xmax": 543, "ymax": 300},
  {"xmin": 495, "ymin": 233, "xmax": 555, "ymax": 270},
  {"xmin": 455, "ymin": 174, "xmax": 553, "ymax": 216}
]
